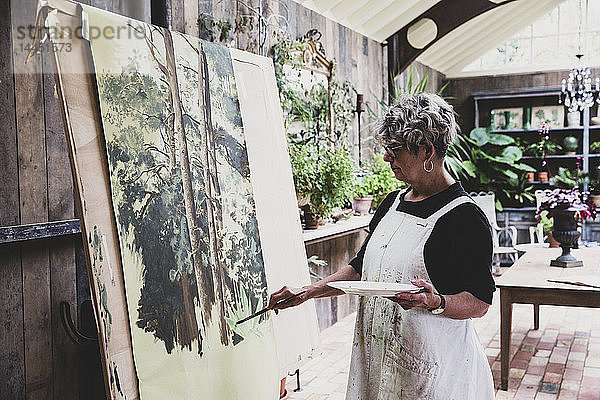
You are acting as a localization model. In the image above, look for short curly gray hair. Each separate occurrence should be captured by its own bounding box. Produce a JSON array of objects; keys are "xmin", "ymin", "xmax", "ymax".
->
[{"xmin": 377, "ymin": 92, "xmax": 458, "ymax": 158}]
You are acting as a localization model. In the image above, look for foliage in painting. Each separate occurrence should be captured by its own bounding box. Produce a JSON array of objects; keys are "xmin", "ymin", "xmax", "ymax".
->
[{"xmin": 96, "ymin": 22, "xmax": 269, "ymax": 355}]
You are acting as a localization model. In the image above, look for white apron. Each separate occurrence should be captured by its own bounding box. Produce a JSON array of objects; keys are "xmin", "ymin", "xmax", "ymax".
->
[{"xmin": 346, "ymin": 191, "xmax": 494, "ymax": 400}]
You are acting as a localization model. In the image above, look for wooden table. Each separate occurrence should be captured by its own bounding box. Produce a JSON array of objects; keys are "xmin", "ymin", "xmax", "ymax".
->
[{"xmin": 495, "ymin": 247, "xmax": 600, "ymax": 391}]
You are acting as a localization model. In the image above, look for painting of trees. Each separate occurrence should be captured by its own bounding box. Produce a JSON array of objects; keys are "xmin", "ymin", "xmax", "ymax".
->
[{"xmin": 92, "ymin": 17, "xmax": 271, "ymax": 358}]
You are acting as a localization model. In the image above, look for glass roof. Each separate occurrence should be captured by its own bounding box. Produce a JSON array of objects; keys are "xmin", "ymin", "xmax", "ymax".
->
[{"xmin": 461, "ymin": 0, "xmax": 600, "ymax": 75}]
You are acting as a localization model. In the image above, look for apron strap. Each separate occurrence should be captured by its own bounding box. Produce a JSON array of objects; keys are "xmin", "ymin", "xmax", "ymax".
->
[{"xmin": 426, "ymin": 195, "xmax": 475, "ymax": 224}]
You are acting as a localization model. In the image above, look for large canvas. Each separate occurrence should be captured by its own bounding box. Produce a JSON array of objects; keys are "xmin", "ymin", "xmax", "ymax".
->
[
  {"xmin": 43, "ymin": 1, "xmax": 318, "ymax": 398},
  {"xmin": 81, "ymin": 5, "xmax": 279, "ymax": 399}
]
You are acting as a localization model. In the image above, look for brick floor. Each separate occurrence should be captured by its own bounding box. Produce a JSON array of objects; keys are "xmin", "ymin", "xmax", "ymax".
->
[{"xmin": 283, "ymin": 290, "xmax": 600, "ymax": 400}]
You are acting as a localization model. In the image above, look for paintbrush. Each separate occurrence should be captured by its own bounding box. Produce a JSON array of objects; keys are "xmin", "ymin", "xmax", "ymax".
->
[
  {"xmin": 235, "ymin": 290, "xmax": 306, "ymax": 325},
  {"xmin": 547, "ymin": 279, "xmax": 600, "ymax": 289}
]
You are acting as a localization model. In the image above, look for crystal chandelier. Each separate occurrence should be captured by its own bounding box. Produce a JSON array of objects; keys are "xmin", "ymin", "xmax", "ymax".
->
[
  {"xmin": 559, "ymin": 54, "xmax": 599, "ymax": 112},
  {"xmin": 558, "ymin": 0, "xmax": 599, "ymax": 112}
]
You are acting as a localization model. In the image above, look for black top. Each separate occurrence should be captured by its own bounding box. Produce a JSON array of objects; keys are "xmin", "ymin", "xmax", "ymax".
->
[{"xmin": 349, "ymin": 182, "xmax": 496, "ymax": 304}]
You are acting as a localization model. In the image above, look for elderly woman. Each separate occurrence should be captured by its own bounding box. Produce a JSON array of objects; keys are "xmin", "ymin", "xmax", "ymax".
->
[{"xmin": 269, "ymin": 92, "xmax": 495, "ymax": 399}]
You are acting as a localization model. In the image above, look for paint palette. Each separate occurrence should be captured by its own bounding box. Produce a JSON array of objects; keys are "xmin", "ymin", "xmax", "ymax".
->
[{"xmin": 327, "ymin": 281, "xmax": 424, "ymax": 296}]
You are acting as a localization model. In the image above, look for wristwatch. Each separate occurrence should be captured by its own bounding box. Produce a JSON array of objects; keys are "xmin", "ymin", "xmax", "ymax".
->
[{"xmin": 428, "ymin": 293, "xmax": 446, "ymax": 315}]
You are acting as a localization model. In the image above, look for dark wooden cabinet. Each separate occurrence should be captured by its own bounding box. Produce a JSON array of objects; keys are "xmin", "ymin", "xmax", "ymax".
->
[{"xmin": 472, "ymin": 88, "xmax": 600, "ymax": 187}]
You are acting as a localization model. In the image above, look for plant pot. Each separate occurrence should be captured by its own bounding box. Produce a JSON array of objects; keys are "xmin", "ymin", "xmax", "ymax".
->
[
  {"xmin": 352, "ymin": 196, "xmax": 374, "ymax": 214},
  {"xmin": 526, "ymin": 172, "xmax": 535, "ymax": 182},
  {"xmin": 537, "ymin": 171, "xmax": 548, "ymax": 182},
  {"xmin": 302, "ymin": 205, "xmax": 323, "ymax": 230},
  {"xmin": 550, "ymin": 208, "xmax": 583, "ymax": 268}
]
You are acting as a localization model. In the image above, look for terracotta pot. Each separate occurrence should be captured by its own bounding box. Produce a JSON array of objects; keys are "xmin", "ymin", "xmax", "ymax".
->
[
  {"xmin": 537, "ymin": 171, "xmax": 548, "ymax": 182},
  {"xmin": 352, "ymin": 195, "xmax": 374, "ymax": 214},
  {"xmin": 547, "ymin": 231, "xmax": 560, "ymax": 248},
  {"xmin": 525, "ymin": 172, "xmax": 535, "ymax": 182}
]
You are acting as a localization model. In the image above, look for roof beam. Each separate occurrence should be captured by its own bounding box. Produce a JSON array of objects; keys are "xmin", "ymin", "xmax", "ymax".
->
[
  {"xmin": 386, "ymin": 0, "xmax": 518, "ymax": 82},
  {"xmin": 367, "ymin": 0, "xmax": 439, "ymax": 42},
  {"xmin": 329, "ymin": 0, "xmax": 369, "ymax": 22},
  {"xmin": 345, "ymin": 0, "xmax": 397, "ymax": 27},
  {"xmin": 310, "ymin": 0, "xmax": 345, "ymax": 13}
]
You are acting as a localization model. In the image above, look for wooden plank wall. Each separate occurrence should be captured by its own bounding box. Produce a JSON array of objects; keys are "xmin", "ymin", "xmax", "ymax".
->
[
  {"xmin": 191, "ymin": 0, "xmax": 387, "ymax": 164},
  {"xmin": 0, "ymin": 1, "xmax": 150, "ymax": 399},
  {"xmin": 0, "ymin": 0, "xmax": 385, "ymax": 398}
]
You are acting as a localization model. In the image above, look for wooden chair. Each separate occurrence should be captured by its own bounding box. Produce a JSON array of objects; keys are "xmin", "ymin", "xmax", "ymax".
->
[{"xmin": 469, "ymin": 191, "xmax": 519, "ymax": 269}]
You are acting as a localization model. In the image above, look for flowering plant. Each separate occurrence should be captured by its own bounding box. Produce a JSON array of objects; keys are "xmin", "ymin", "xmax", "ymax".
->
[{"xmin": 537, "ymin": 188, "xmax": 596, "ymax": 220}]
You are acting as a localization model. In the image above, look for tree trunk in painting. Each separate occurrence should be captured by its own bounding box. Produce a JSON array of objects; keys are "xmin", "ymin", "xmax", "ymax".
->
[
  {"xmin": 161, "ymin": 28, "xmax": 205, "ymax": 348},
  {"xmin": 198, "ymin": 46, "xmax": 231, "ymax": 346}
]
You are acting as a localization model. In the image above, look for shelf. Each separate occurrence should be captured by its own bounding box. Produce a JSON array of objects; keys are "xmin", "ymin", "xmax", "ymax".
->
[
  {"xmin": 521, "ymin": 154, "xmax": 583, "ymax": 160},
  {"xmin": 303, "ymin": 215, "xmax": 371, "ymax": 244},
  {"xmin": 501, "ymin": 207, "xmax": 537, "ymax": 212},
  {"xmin": 489, "ymin": 126, "xmax": 600, "ymax": 134},
  {"xmin": 472, "ymin": 87, "xmax": 560, "ymax": 101}
]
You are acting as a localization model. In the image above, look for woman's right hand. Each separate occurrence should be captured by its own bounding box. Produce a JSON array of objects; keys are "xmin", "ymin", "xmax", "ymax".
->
[{"xmin": 268, "ymin": 285, "xmax": 311, "ymax": 314}]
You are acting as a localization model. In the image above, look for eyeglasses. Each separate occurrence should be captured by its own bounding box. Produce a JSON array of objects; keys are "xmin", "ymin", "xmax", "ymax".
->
[{"xmin": 384, "ymin": 145, "xmax": 403, "ymax": 161}]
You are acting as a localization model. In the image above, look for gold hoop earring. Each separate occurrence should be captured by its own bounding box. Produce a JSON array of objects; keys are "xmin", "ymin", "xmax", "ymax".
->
[{"xmin": 423, "ymin": 159, "xmax": 434, "ymax": 173}]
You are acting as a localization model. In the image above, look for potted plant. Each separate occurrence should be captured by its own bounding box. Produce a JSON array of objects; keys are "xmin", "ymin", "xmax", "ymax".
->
[
  {"xmin": 352, "ymin": 154, "xmax": 406, "ymax": 213},
  {"xmin": 462, "ymin": 127, "xmax": 536, "ymax": 210},
  {"xmin": 290, "ymin": 143, "xmax": 354, "ymax": 229},
  {"xmin": 590, "ymin": 141, "xmax": 600, "ymax": 154},
  {"xmin": 352, "ymin": 173, "xmax": 375, "ymax": 214},
  {"xmin": 537, "ymin": 188, "xmax": 596, "ymax": 267}
]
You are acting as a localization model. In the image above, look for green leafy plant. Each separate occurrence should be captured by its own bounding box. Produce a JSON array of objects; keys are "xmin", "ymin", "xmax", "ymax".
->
[
  {"xmin": 197, "ymin": 13, "xmax": 233, "ymax": 43},
  {"xmin": 539, "ymin": 210, "xmax": 553, "ymax": 234},
  {"xmin": 590, "ymin": 141, "xmax": 600, "ymax": 154},
  {"xmin": 273, "ymin": 36, "xmax": 355, "ymax": 151},
  {"xmin": 523, "ymin": 138, "xmax": 562, "ymax": 157},
  {"xmin": 549, "ymin": 166, "xmax": 589, "ymax": 190},
  {"xmin": 289, "ymin": 142, "xmax": 354, "ymax": 219},
  {"xmin": 461, "ymin": 127, "xmax": 536, "ymax": 209},
  {"xmin": 500, "ymin": 173, "xmax": 535, "ymax": 208},
  {"xmin": 353, "ymin": 154, "xmax": 406, "ymax": 208}
]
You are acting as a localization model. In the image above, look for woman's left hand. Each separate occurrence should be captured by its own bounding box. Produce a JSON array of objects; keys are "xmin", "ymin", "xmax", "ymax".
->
[{"xmin": 387, "ymin": 279, "xmax": 440, "ymax": 311}]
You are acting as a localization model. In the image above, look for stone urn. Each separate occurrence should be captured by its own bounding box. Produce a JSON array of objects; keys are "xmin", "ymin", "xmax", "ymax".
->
[{"xmin": 550, "ymin": 208, "xmax": 583, "ymax": 268}]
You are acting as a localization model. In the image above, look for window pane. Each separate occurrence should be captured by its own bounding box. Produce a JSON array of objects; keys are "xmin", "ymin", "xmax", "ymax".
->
[
  {"xmin": 559, "ymin": 33, "xmax": 581, "ymax": 62},
  {"xmin": 586, "ymin": 31, "xmax": 600, "ymax": 65},
  {"xmin": 588, "ymin": 2, "xmax": 600, "ymax": 32},
  {"xmin": 533, "ymin": 36, "xmax": 558, "ymax": 65},
  {"xmin": 559, "ymin": 0, "xmax": 581, "ymax": 35},
  {"xmin": 507, "ymin": 38, "xmax": 531, "ymax": 66},
  {"xmin": 515, "ymin": 25, "xmax": 532, "ymax": 39},
  {"xmin": 481, "ymin": 45, "xmax": 507, "ymax": 69},
  {"xmin": 533, "ymin": 7, "xmax": 558, "ymax": 37}
]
